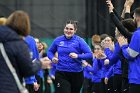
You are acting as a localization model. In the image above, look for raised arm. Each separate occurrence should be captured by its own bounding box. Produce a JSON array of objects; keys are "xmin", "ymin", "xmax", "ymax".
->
[
  {"xmin": 106, "ymin": 0, "xmax": 133, "ymax": 40},
  {"xmin": 112, "ymin": 0, "xmax": 134, "ymax": 20},
  {"xmin": 123, "ymin": 0, "xmax": 134, "ymax": 19}
]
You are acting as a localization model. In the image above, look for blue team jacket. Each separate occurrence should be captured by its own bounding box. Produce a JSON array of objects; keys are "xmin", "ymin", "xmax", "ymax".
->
[
  {"xmin": 48, "ymin": 35, "xmax": 92, "ymax": 72},
  {"xmin": 24, "ymin": 35, "xmax": 39, "ymax": 84},
  {"xmin": 122, "ymin": 27, "xmax": 140, "ymax": 84},
  {"xmin": 105, "ymin": 65, "xmax": 114, "ymax": 78},
  {"xmin": 85, "ymin": 58, "xmax": 102, "ymax": 83},
  {"xmin": 100, "ymin": 59, "xmax": 111, "ymax": 79},
  {"xmin": 49, "ymin": 62, "xmax": 57, "ymax": 77},
  {"xmin": 104, "ymin": 42, "xmax": 122, "ymax": 75}
]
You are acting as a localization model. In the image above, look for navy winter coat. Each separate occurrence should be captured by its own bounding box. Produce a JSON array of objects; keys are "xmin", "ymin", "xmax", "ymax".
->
[{"xmin": 0, "ymin": 26, "xmax": 41, "ymax": 93}]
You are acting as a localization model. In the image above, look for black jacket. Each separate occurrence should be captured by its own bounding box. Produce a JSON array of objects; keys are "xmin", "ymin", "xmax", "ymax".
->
[{"xmin": 0, "ymin": 26, "xmax": 41, "ymax": 93}]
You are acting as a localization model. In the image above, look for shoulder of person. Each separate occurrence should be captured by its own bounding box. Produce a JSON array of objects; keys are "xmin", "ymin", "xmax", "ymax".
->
[
  {"xmin": 74, "ymin": 35, "xmax": 84, "ymax": 41},
  {"xmin": 53, "ymin": 35, "xmax": 65, "ymax": 42},
  {"xmin": 55, "ymin": 35, "xmax": 65, "ymax": 40},
  {"xmin": 133, "ymin": 30, "xmax": 140, "ymax": 37}
]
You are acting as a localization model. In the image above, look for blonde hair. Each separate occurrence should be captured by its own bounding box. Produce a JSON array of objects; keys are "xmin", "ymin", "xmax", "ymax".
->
[
  {"xmin": 41, "ymin": 42, "xmax": 48, "ymax": 49},
  {"xmin": 0, "ymin": 17, "xmax": 7, "ymax": 25}
]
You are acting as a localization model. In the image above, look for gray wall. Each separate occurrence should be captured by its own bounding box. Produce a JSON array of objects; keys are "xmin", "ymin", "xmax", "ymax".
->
[
  {"xmin": 0, "ymin": 0, "xmax": 86, "ymax": 38},
  {"xmin": 0, "ymin": 0, "xmax": 140, "ymax": 39}
]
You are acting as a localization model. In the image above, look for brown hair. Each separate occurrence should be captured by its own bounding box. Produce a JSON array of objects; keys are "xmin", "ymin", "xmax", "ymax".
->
[
  {"xmin": 121, "ymin": 18, "xmax": 136, "ymax": 32},
  {"xmin": 134, "ymin": 7, "xmax": 140, "ymax": 17},
  {"xmin": 92, "ymin": 34, "xmax": 101, "ymax": 43},
  {"xmin": 6, "ymin": 10, "xmax": 30, "ymax": 36},
  {"xmin": 66, "ymin": 20, "xmax": 78, "ymax": 30},
  {"xmin": 100, "ymin": 34, "xmax": 109, "ymax": 41}
]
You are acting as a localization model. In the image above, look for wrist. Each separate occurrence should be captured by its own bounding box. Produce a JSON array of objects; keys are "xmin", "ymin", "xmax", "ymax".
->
[
  {"xmin": 125, "ymin": 6, "xmax": 130, "ymax": 12},
  {"xmin": 109, "ymin": 7, "xmax": 114, "ymax": 13},
  {"xmin": 125, "ymin": 5, "xmax": 130, "ymax": 8},
  {"xmin": 109, "ymin": 10, "xmax": 113, "ymax": 13},
  {"xmin": 34, "ymin": 82, "xmax": 38, "ymax": 85}
]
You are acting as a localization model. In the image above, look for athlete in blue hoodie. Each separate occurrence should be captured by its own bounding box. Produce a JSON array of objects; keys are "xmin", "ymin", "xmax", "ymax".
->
[
  {"xmin": 103, "ymin": 36, "xmax": 122, "ymax": 93},
  {"xmin": 82, "ymin": 44, "xmax": 103, "ymax": 93},
  {"xmin": 84, "ymin": 58, "xmax": 103, "ymax": 93},
  {"xmin": 24, "ymin": 35, "xmax": 40, "ymax": 93},
  {"xmin": 104, "ymin": 42, "xmax": 122, "ymax": 76},
  {"xmin": 47, "ymin": 20, "xmax": 92, "ymax": 93},
  {"xmin": 118, "ymin": 7, "xmax": 140, "ymax": 93}
]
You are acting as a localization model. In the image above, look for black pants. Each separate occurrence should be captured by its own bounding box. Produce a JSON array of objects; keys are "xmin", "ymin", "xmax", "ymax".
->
[
  {"xmin": 113, "ymin": 74, "xmax": 122, "ymax": 93},
  {"xmin": 101, "ymin": 78, "xmax": 108, "ymax": 93},
  {"xmin": 82, "ymin": 78, "xmax": 92, "ymax": 93},
  {"xmin": 35, "ymin": 75, "xmax": 43, "ymax": 93},
  {"xmin": 108, "ymin": 77, "xmax": 114, "ymax": 93},
  {"xmin": 44, "ymin": 76, "xmax": 51, "ymax": 93},
  {"xmin": 92, "ymin": 82, "xmax": 104, "ymax": 93},
  {"xmin": 55, "ymin": 71, "xmax": 84, "ymax": 93},
  {"xmin": 122, "ymin": 78, "xmax": 129, "ymax": 93},
  {"xmin": 26, "ymin": 84, "xmax": 34, "ymax": 93},
  {"xmin": 129, "ymin": 83, "xmax": 140, "ymax": 93}
]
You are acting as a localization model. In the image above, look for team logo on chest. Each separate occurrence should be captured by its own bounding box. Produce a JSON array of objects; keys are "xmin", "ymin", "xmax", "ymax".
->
[{"xmin": 59, "ymin": 41, "xmax": 64, "ymax": 46}]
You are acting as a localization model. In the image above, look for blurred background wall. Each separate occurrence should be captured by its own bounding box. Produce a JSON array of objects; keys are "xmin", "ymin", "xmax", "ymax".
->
[{"xmin": 0, "ymin": 0, "xmax": 140, "ymax": 45}]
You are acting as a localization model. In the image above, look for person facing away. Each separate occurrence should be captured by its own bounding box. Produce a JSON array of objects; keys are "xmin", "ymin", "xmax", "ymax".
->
[
  {"xmin": 47, "ymin": 20, "xmax": 93, "ymax": 93},
  {"xmin": 0, "ymin": 10, "xmax": 50, "ymax": 93}
]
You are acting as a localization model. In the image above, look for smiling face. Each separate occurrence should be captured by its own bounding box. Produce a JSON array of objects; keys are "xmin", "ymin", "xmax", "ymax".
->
[
  {"xmin": 64, "ymin": 23, "xmax": 76, "ymax": 39},
  {"xmin": 104, "ymin": 37, "xmax": 113, "ymax": 45},
  {"xmin": 104, "ymin": 36, "xmax": 114, "ymax": 51},
  {"xmin": 94, "ymin": 44, "xmax": 102, "ymax": 54}
]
